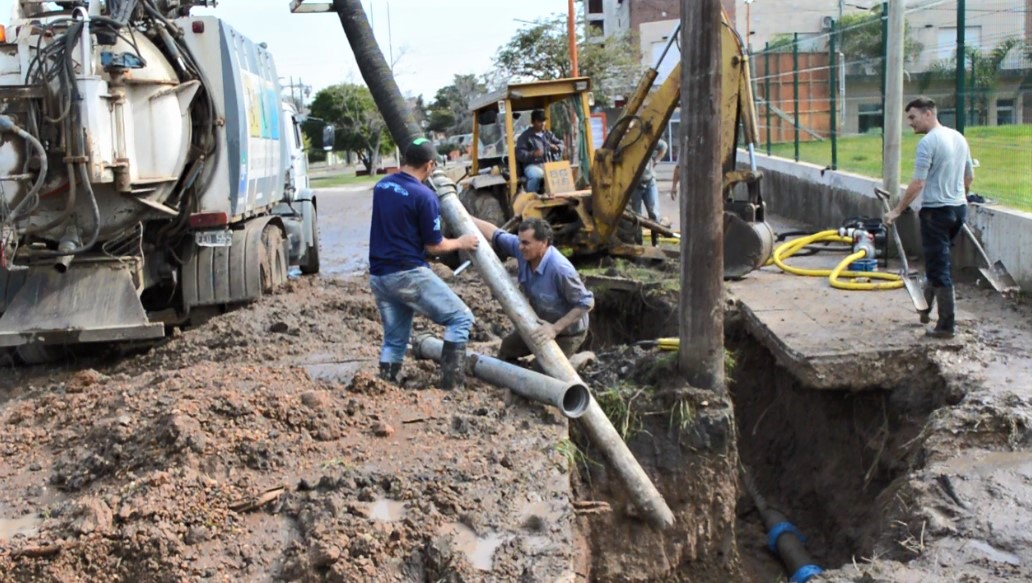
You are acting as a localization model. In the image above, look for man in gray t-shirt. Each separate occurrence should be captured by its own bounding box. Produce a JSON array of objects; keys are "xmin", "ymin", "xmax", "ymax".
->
[{"xmin": 884, "ymin": 96, "xmax": 974, "ymax": 338}]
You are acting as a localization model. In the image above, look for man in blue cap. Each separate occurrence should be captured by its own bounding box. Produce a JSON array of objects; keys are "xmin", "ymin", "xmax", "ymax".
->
[{"xmin": 368, "ymin": 138, "xmax": 480, "ymax": 388}]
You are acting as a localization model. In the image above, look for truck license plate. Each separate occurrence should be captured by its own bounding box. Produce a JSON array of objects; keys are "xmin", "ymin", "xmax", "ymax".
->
[{"xmin": 195, "ymin": 230, "xmax": 233, "ymax": 247}]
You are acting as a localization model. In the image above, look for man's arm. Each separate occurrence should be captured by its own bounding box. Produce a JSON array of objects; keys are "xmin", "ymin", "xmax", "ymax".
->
[
  {"xmin": 425, "ymin": 235, "xmax": 478, "ymax": 255},
  {"xmin": 885, "ymin": 179, "xmax": 925, "ymax": 225},
  {"xmin": 470, "ymin": 216, "xmax": 499, "ymax": 241},
  {"xmin": 515, "ymin": 130, "xmax": 537, "ymax": 164},
  {"xmin": 531, "ymin": 267, "xmax": 594, "ymax": 343},
  {"xmin": 670, "ymin": 163, "xmax": 680, "ymax": 200}
]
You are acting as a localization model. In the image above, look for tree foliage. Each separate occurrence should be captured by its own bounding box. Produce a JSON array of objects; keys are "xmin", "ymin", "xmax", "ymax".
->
[
  {"xmin": 426, "ymin": 73, "xmax": 486, "ymax": 135},
  {"xmin": 491, "ymin": 14, "xmax": 643, "ymax": 107},
  {"xmin": 918, "ymin": 38, "xmax": 1023, "ymax": 125},
  {"xmin": 304, "ymin": 83, "xmax": 394, "ymax": 172},
  {"xmin": 838, "ymin": 7, "xmax": 923, "ymax": 74}
]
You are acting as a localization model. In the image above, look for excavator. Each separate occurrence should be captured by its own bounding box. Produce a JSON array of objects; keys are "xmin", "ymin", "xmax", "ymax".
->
[
  {"xmin": 454, "ymin": 10, "xmax": 773, "ymax": 277},
  {"xmin": 292, "ymin": 2, "xmax": 773, "ymax": 277}
]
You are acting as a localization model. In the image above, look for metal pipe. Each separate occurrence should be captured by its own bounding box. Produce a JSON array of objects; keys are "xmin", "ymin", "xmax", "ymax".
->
[
  {"xmin": 430, "ymin": 169, "xmax": 675, "ymax": 529},
  {"xmin": 73, "ymin": 7, "xmax": 93, "ymax": 77},
  {"xmin": 413, "ymin": 335, "xmax": 590, "ymax": 419},
  {"xmin": 54, "ymin": 226, "xmax": 80, "ymax": 273}
]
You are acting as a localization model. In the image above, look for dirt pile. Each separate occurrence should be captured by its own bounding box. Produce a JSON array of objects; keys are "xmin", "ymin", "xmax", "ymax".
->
[{"xmin": 0, "ymin": 275, "xmax": 580, "ymax": 582}]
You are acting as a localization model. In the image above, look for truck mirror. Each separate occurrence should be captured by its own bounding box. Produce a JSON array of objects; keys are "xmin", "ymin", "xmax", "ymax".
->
[{"xmin": 322, "ymin": 125, "xmax": 335, "ymax": 149}]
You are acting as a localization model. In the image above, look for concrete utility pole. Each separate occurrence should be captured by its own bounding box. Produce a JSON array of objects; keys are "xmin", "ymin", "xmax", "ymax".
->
[
  {"xmin": 882, "ymin": 0, "xmax": 905, "ymax": 199},
  {"xmin": 678, "ymin": 0, "xmax": 725, "ymax": 392},
  {"xmin": 568, "ymin": 0, "xmax": 579, "ymax": 76}
]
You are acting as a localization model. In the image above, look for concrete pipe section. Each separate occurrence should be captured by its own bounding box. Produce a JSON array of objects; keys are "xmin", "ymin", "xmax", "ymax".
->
[
  {"xmin": 413, "ymin": 335, "xmax": 591, "ymax": 419},
  {"xmin": 429, "ymin": 169, "xmax": 675, "ymax": 530}
]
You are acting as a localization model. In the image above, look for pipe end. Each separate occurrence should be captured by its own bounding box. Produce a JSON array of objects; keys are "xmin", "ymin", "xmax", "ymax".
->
[{"xmin": 561, "ymin": 383, "xmax": 591, "ymax": 419}]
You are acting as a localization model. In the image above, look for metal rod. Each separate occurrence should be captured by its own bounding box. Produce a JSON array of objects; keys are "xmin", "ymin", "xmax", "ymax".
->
[
  {"xmin": 430, "ymin": 170, "xmax": 675, "ymax": 529},
  {"xmin": 829, "ymin": 20, "xmax": 838, "ymax": 170},
  {"xmin": 413, "ymin": 335, "xmax": 590, "ymax": 419},
  {"xmin": 956, "ymin": 0, "xmax": 966, "ymax": 133},
  {"xmin": 765, "ymin": 43, "xmax": 771, "ymax": 155},
  {"xmin": 655, "ymin": 23, "xmax": 682, "ymax": 70},
  {"xmin": 792, "ymin": 33, "xmax": 799, "ymax": 162}
]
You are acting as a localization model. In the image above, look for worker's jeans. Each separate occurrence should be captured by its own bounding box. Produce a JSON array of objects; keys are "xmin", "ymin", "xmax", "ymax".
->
[
  {"xmin": 631, "ymin": 178, "xmax": 660, "ymax": 221},
  {"xmin": 919, "ymin": 204, "xmax": 966, "ymax": 288},
  {"xmin": 370, "ymin": 267, "xmax": 475, "ymax": 364},
  {"xmin": 524, "ymin": 164, "xmax": 545, "ymax": 193}
]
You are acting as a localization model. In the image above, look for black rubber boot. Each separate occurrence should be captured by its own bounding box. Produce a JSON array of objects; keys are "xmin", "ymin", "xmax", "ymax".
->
[
  {"xmin": 378, "ymin": 362, "xmax": 401, "ymax": 383},
  {"xmin": 919, "ymin": 285, "xmax": 935, "ymax": 324},
  {"xmin": 926, "ymin": 286, "xmax": 956, "ymax": 338},
  {"xmin": 439, "ymin": 341, "xmax": 467, "ymax": 390}
]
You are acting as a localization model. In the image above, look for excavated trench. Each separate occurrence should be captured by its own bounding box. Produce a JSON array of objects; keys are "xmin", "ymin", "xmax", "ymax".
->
[{"xmin": 576, "ymin": 283, "xmax": 948, "ymax": 581}]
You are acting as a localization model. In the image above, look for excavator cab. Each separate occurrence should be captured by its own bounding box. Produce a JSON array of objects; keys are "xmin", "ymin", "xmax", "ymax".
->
[{"xmin": 462, "ymin": 77, "xmax": 596, "ymax": 230}]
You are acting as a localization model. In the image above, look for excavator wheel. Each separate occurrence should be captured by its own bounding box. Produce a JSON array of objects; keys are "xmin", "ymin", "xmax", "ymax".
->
[{"xmin": 459, "ymin": 186, "xmax": 506, "ymax": 227}]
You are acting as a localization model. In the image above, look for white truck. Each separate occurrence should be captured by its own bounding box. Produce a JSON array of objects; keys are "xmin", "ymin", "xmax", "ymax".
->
[{"xmin": 0, "ymin": 0, "xmax": 320, "ymax": 361}]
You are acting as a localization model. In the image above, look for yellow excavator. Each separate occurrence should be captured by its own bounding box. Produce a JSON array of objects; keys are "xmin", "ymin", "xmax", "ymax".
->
[{"xmin": 460, "ymin": 10, "xmax": 773, "ymax": 277}]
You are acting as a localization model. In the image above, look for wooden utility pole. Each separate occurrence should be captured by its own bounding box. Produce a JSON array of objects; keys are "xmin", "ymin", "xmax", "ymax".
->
[
  {"xmin": 678, "ymin": 0, "xmax": 725, "ymax": 392},
  {"xmin": 882, "ymin": 0, "xmax": 905, "ymax": 201}
]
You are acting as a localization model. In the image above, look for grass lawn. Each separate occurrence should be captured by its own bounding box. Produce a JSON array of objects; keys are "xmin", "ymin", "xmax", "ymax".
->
[
  {"xmin": 766, "ymin": 124, "xmax": 1032, "ymax": 212},
  {"xmin": 309, "ymin": 173, "xmax": 379, "ymax": 189}
]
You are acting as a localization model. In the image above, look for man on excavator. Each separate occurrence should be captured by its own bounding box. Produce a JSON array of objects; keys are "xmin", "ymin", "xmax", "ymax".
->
[{"xmin": 515, "ymin": 109, "xmax": 563, "ymax": 194}]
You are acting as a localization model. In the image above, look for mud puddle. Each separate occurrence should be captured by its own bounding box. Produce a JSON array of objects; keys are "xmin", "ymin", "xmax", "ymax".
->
[
  {"xmin": 437, "ymin": 522, "xmax": 507, "ymax": 571},
  {"xmin": 364, "ymin": 497, "xmax": 407, "ymax": 522},
  {"xmin": 0, "ymin": 511, "xmax": 40, "ymax": 543}
]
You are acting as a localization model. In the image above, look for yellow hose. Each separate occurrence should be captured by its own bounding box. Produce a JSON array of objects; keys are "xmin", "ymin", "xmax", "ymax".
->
[{"xmin": 771, "ymin": 231, "xmax": 903, "ymax": 291}]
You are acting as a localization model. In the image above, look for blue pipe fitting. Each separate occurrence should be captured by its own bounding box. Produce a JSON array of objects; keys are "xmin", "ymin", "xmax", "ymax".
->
[
  {"xmin": 767, "ymin": 521, "xmax": 806, "ymax": 552},
  {"xmin": 791, "ymin": 564, "xmax": 824, "ymax": 582}
]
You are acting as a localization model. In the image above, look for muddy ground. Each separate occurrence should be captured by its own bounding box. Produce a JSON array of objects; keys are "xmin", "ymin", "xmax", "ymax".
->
[{"xmin": 2, "ymin": 183, "xmax": 1032, "ymax": 582}]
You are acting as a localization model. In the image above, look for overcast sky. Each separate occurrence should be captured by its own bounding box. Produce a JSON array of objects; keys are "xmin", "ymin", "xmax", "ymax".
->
[{"xmin": 0, "ymin": 0, "xmax": 569, "ymax": 100}]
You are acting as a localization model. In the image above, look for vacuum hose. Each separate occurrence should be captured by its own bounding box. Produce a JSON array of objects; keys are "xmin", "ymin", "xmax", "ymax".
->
[{"xmin": 771, "ymin": 230, "xmax": 903, "ymax": 291}]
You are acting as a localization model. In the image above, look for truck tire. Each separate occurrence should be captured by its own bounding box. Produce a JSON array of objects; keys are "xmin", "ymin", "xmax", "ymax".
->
[
  {"xmin": 260, "ymin": 224, "xmax": 289, "ymax": 294},
  {"xmin": 15, "ymin": 343, "xmax": 66, "ymax": 366},
  {"xmin": 299, "ymin": 205, "xmax": 321, "ymax": 275}
]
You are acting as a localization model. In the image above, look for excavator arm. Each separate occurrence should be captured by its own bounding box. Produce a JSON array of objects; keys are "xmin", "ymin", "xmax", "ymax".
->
[{"xmin": 588, "ymin": 11, "xmax": 772, "ymax": 277}]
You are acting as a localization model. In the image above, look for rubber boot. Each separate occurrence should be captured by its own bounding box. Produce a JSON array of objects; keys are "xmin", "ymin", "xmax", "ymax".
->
[
  {"xmin": 926, "ymin": 286, "xmax": 956, "ymax": 338},
  {"xmin": 378, "ymin": 362, "xmax": 401, "ymax": 383},
  {"xmin": 918, "ymin": 285, "xmax": 935, "ymax": 324},
  {"xmin": 439, "ymin": 341, "xmax": 467, "ymax": 390}
]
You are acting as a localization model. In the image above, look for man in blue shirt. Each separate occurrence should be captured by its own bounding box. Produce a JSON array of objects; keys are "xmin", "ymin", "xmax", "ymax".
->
[
  {"xmin": 471, "ymin": 216, "xmax": 594, "ymax": 359},
  {"xmin": 369, "ymin": 139, "xmax": 480, "ymax": 388}
]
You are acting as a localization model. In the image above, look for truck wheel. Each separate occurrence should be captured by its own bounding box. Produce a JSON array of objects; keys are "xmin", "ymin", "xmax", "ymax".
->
[
  {"xmin": 15, "ymin": 343, "xmax": 66, "ymax": 365},
  {"xmin": 260, "ymin": 224, "xmax": 288, "ymax": 294},
  {"xmin": 300, "ymin": 206, "xmax": 321, "ymax": 275}
]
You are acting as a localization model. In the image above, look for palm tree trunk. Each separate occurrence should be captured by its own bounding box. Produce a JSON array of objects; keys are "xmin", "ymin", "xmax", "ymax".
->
[{"xmin": 333, "ymin": 0, "xmax": 420, "ymax": 148}]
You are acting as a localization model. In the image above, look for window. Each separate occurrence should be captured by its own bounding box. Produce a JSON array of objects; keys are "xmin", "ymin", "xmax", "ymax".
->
[
  {"xmin": 997, "ymin": 99, "xmax": 1015, "ymax": 125},
  {"xmin": 858, "ymin": 103, "xmax": 883, "ymax": 134},
  {"xmin": 937, "ymin": 26, "xmax": 982, "ymax": 61},
  {"xmin": 588, "ymin": 0, "xmax": 603, "ymax": 15},
  {"xmin": 589, "ymin": 20, "xmax": 604, "ymax": 37}
]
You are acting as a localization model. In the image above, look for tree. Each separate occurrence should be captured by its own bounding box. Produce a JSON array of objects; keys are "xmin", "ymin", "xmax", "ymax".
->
[
  {"xmin": 305, "ymin": 83, "xmax": 395, "ymax": 172},
  {"xmin": 918, "ymin": 38, "xmax": 1023, "ymax": 126},
  {"xmin": 427, "ymin": 74, "xmax": 487, "ymax": 135},
  {"xmin": 838, "ymin": 7, "xmax": 923, "ymax": 75},
  {"xmin": 491, "ymin": 14, "xmax": 643, "ymax": 107}
]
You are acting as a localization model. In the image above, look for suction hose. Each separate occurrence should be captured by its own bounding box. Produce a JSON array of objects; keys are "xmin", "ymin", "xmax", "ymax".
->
[{"xmin": 771, "ymin": 230, "xmax": 903, "ymax": 291}]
